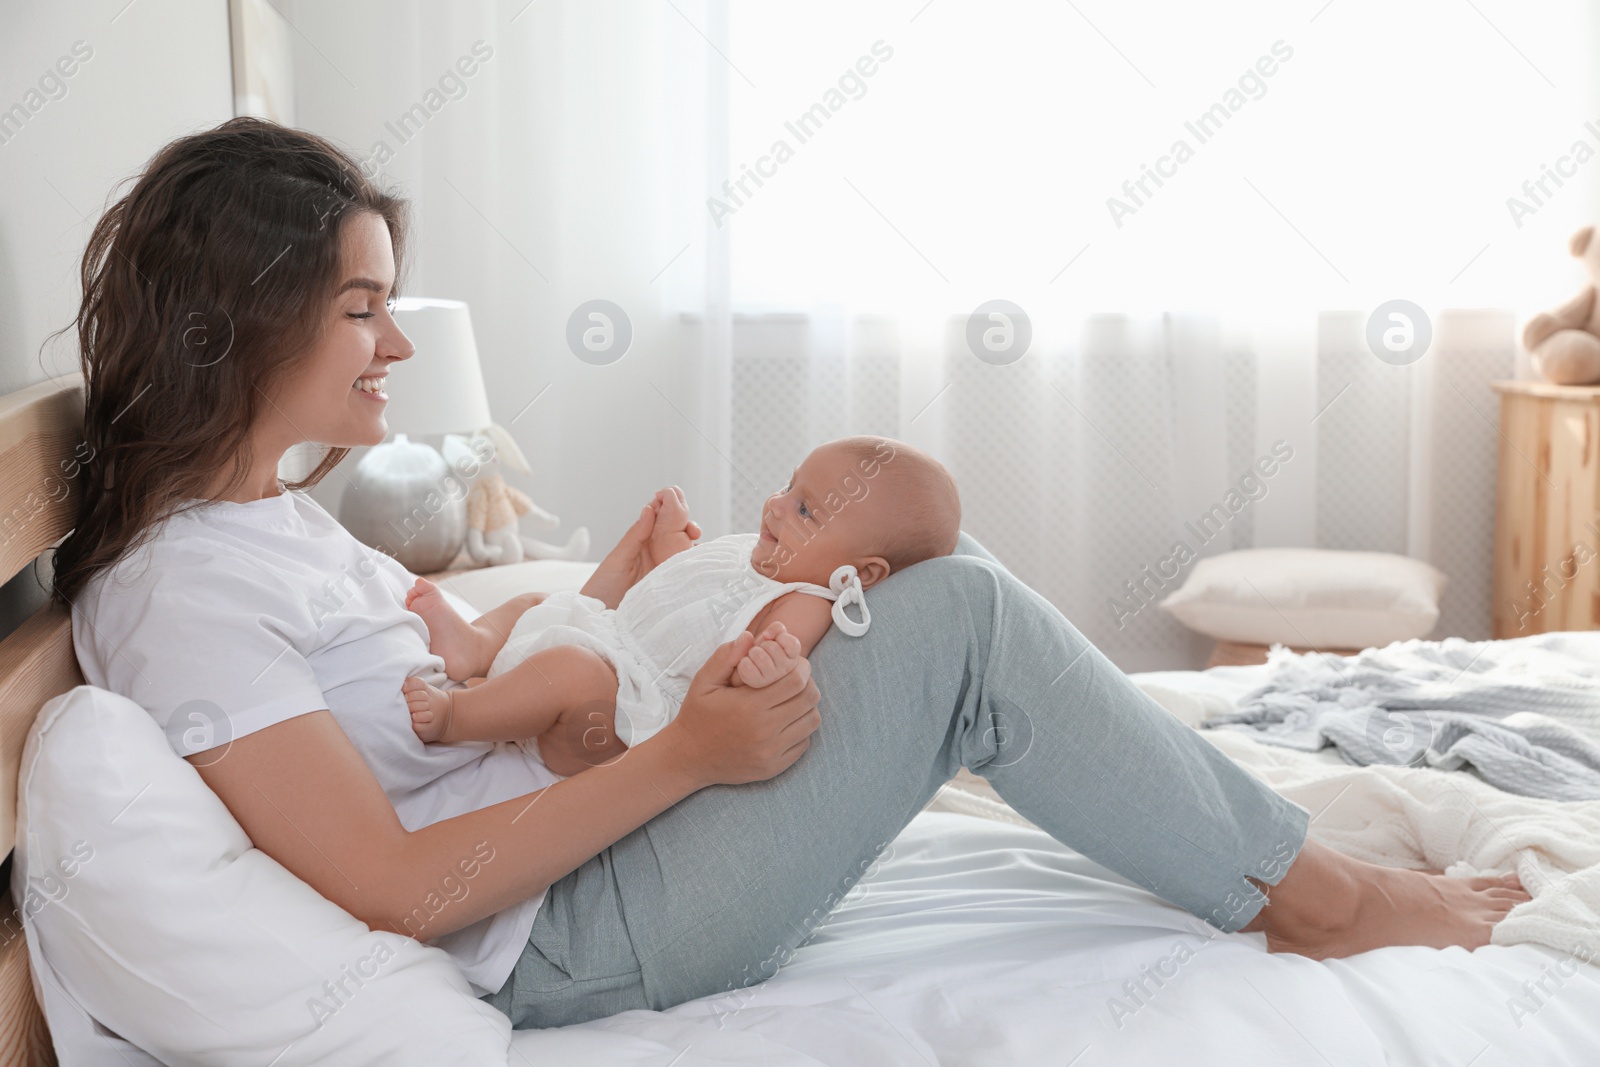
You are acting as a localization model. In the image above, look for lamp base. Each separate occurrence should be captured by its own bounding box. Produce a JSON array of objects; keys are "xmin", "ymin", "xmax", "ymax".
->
[{"xmin": 338, "ymin": 435, "xmax": 468, "ymax": 574}]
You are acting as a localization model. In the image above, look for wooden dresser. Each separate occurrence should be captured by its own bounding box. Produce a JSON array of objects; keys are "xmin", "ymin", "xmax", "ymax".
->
[{"xmin": 1491, "ymin": 379, "xmax": 1600, "ymax": 637}]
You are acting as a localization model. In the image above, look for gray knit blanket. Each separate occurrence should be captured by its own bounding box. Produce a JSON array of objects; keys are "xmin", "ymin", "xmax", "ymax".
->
[{"xmin": 1202, "ymin": 633, "xmax": 1600, "ymax": 801}]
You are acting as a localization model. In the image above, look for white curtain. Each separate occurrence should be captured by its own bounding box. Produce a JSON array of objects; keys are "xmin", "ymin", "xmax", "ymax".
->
[
  {"xmin": 291, "ymin": 0, "xmax": 735, "ymax": 543},
  {"xmin": 722, "ymin": 308, "xmax": 1515, "ymax": 670},
  {"xmin": 290, "ymin": 0, "xmax": 1597, "ymax": 670}
]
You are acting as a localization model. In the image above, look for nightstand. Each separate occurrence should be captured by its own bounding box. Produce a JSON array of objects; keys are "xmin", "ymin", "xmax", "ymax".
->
[{"xmin": 1490, "ymin": 379, "xmax": 1600, "ymax": 637}]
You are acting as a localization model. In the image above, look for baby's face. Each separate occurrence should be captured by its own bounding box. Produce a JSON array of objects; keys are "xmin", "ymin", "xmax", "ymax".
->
[{"xmin": 751, "ymin": 442, "xmax": 894, "ymax": 587}]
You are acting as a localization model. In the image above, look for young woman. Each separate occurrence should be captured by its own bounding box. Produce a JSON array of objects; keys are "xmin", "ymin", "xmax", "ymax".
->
[{"xmin": 53, "ymin": 118, "xmax": 1528, "ymax": 1030}]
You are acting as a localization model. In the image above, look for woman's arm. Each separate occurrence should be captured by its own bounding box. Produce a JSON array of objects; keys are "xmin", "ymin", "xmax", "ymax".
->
[
  {"xmin": 191, "ymin": 630, "xmax": 818, "ymax": 941},
  {"xmin": 580, "ymin": 489, "xmax": 702, "ymax": 609}
]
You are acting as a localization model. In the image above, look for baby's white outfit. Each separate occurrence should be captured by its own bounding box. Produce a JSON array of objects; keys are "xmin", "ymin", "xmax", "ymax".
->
[{"xmin": 485, "ymin": 532, "xmax": 871, "ymax": 753}]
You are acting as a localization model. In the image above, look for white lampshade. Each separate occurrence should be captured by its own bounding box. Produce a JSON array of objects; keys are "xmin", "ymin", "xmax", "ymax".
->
[{"xmin": 384, "ymin": 297, "xmax": 493, "ymax": 437}]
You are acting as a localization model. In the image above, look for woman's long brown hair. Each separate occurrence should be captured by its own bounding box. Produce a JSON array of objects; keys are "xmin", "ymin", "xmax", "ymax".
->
[{"xmin": 49, "ymin": 117, "xmax": 408, "ymax": 608}]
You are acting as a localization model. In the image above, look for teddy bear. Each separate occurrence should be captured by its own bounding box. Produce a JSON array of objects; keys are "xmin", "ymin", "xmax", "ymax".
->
[
  {"xmin": 1523, "ymin": 225, "xmax": 1600, "ymax": 385},
  {"xmin": 441, "ymin": 425, "xmax": 590, "ymax": 566}
]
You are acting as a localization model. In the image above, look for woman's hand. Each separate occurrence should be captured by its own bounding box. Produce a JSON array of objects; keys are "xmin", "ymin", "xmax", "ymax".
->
[
  {"xmin": 580, "ymin": 488, "xmax": 703, "ymax": 609},
  {"xmin": 664, "ymin": 623, "xmax": 822, "ymax": 787}
]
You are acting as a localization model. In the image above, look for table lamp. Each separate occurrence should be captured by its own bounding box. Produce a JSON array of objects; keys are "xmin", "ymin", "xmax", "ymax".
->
[
  {"xmin": 380, "ymin": 297, "xmax": 493, "ymax": 436},
  {"xmin": 338, "ymin": 297, "xmax": 492, "ymax": 572}
]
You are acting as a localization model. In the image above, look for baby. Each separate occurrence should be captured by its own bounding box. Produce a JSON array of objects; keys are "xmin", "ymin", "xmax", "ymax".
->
[{"xmin": 400, "ymin": 436, "xmax": 962, "ymax": 777}]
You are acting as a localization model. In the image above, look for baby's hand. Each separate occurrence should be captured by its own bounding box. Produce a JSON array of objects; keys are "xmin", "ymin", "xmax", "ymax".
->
[{"xmin": 735, "ymin": 623, "xmax": 803, "ymax": 688}]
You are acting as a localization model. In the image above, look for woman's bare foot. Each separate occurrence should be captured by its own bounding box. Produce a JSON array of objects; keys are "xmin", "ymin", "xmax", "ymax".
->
[
  {"xmin": 1244, "ymin": 841, "xmax": 1531, "ymax": 959},
  {"xmin": 403, "ymin": 676, "xmax": 455, "ymax": 743},
  {"xmin": 405, "ymin": 578, "xmax": 482, "ymax": 681}
]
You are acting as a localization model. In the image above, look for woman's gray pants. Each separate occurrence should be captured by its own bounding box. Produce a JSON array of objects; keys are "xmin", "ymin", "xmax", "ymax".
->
[{"xmin": 482, "ymin": 533, "xmax": 1309, "ymax": 1028}]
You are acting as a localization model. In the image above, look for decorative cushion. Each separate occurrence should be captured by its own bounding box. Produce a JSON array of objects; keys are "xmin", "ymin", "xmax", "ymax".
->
[
  {"xmin": 1159, "ymin": 548, "xmax": 1447, "ymax": 650},
  {"xmin": 13, "ymin": 685, "xmax": 519, "ymax": 1065}
]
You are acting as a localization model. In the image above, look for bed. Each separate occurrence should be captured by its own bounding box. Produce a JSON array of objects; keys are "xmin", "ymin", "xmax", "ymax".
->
[{"xmin": 3, "ymin": 372, "xmax": 1599, "ymax": 1065}]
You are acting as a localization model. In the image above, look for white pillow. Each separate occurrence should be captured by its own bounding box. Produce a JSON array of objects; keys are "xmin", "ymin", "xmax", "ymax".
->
[
  {"xmin": 431, "ymin": 560, "xmax": 597, "ymax": 615},
  {"xmin": 13, "ymin": 685, "xmax": 520, "ymax": 1066},
  {"xmin": 1159, "ymin": 548, "xmax": 1447, "ymax": 650}
]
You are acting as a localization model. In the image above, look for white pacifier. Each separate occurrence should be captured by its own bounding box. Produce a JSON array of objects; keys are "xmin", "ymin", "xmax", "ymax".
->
[{"xmin": 828, "ymin": 565, "xmax": 872, "ymax": 637}]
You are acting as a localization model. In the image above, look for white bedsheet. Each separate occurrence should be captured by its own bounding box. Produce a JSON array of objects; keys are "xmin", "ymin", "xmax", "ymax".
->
[{"xmin": 503, "ymin": 811, "xmax": 1600, "ymax": 1065}]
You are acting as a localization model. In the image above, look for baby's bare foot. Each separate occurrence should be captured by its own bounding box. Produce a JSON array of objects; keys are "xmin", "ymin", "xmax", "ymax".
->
[
  {"xmin": 403, "ymin": 676, "xmax": 455, "ymax": 743},
  {"xmin": 406, "ymin": 578, "xmax": 479, "ymax": 681},
  {"xmin": 649, "ymin": 486, "xmax": 696, "ymax": 561},
  {"xmin": 736, "ymin": 626, "xmax": 803, "ymax": 687},
  {"xmin": 1250, "ymin": 843, "xmax": 1530, "ymax": 959}
]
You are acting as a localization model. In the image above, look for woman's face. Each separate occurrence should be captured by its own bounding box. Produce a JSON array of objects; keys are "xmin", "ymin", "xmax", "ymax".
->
[{"xmin": 267, "ymin": 211, "xmax": 413, "ymax": 449}]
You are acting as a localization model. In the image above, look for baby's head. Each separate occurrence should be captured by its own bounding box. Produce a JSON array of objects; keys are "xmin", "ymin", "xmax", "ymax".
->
[{"xmin": 752, "ymin": 435, "xmax": 961, "ymax": 589}]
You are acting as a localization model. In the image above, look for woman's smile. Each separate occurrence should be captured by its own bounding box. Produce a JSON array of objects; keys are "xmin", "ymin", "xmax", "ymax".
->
[{"xmin": 353, "ymin": 373, "xmax": 389, "ymax": 401}]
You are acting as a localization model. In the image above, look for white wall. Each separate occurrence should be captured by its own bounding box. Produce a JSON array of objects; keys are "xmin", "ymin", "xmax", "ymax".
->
[{"xmin": 0, "ymin": 0, "xmax": 233, "ymax": 629}]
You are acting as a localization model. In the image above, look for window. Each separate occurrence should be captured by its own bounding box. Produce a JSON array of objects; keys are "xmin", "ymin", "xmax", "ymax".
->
[{"xmin": 726, "ymin": 0, "xmax": 1595, "ymax": 316}]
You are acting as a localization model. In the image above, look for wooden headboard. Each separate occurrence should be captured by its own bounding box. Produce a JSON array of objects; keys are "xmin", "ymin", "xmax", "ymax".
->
[{"xmin": 0, "ymin": 372, "xmax": 89, "ymax": 1066}]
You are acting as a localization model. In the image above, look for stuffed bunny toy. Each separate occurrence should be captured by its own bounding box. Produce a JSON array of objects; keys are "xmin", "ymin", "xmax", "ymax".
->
[
  {"xmin": 1523, "ymin": 225, "xmax": 1600, "ymax": 385},
  {"xmin": 441, "ymin": 425, "xmax": 590, "ymax": 565}
]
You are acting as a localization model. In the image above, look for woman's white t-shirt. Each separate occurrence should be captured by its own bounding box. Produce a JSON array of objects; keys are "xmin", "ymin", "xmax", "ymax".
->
[{"xmin": 70, "ymin": 487, "xmax": 561, "ymax": 996}]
